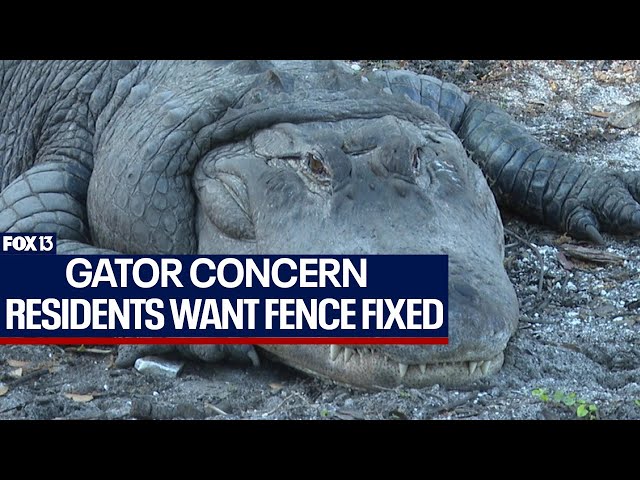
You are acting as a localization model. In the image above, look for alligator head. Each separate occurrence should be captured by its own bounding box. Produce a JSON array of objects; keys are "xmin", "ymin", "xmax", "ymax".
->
[{"xmin": 192, "ymin": 95, "xmax": 519, "ymax": 388}]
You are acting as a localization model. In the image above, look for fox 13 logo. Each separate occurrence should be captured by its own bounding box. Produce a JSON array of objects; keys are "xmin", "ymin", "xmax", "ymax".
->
[{"xmin": 1, "ymin": 234, "xmax": 56, "ymax": 254}]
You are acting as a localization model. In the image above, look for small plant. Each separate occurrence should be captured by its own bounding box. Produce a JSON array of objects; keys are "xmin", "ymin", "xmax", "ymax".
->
[
  {"xmin": 532, "ymin": 388, "xmax": 598, "ymax": 420},
  {"xmin": 319, "ymin": 408, "xmax": 330, "ymax": 418},
  {"xmin": 531, "ymin": 388, "xmax": 549, "ymax": 401},
  {"xmin": 397, "ymin": 389, "xmax": 412, "ymax": 399},
  {"xmin": 576, "ymin": 403, "xmax": 598, "ymax": 419},
  {"xmin": 634, "ymin": 399, "xmax": 640, "ymax": 407}
]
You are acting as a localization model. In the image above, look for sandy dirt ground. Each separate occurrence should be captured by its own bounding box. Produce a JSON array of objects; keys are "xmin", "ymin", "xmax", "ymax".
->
[{"xmin": 1, "ymin": 60, "xmax": 639, "ymax": 420}]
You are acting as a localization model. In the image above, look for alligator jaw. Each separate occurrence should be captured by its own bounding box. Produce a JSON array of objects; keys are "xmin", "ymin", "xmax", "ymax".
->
[{"xmin": 258, "ymin": 345, "xmax": 504, "ymax": 389}]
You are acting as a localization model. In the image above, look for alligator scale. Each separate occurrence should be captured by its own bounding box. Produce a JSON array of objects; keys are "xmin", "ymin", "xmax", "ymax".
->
[{"xmin": 0, "ymin": 60, "xmax": 638, "ymax": 388}]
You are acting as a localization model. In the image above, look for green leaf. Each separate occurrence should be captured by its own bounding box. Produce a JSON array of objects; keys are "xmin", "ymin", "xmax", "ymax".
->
[
  {"xmin": 532, "ymin": 388, "xmax": 550, "ymax": 402},
  {"xmin": 532, "ymin": 388, "xmax": 544, "ymax": 397},
  {"xmin": 563, "ymin": 396, "xmax": 576, "ymax": 407},
  {"xmin": 553, "ymin": 391, "xmax": 565, "ymax": 402},
  {"xmin": 635, "ymin": 399, "xmax": 640, "ymax": 407},
  {"xmin": 588, "ymin": 404, "xmax": 597, "ymax": 412},
  {"xmin": 576, "ymin": 405, "xmax": 589, "ymax": 418}
]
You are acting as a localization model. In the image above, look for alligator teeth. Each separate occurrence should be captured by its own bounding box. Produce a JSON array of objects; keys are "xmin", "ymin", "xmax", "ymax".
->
[
  {"xmin": 468, "ymin": 361, "xmax": 478, "ymax": 375},
  {"xmin": 344, "ymin": 347, "xmax": 355, "ymax": 363},
  {"xmin": 398, "ymin": 363, "xmax": 409, "ymax": 379},
  {"xmin": 419, "ymin": 364, "xmax": 427, "ymax": 374},
  {"xmin": 480, "ymin": 360, "xmax": 490, "ymax": 375},
  {"xmin": 330, "ymin": 344, "xmax": 343, "ymax": 361}
]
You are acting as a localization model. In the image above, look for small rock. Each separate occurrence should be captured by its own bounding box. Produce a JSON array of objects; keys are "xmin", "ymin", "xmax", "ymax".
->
[
  {"xmin": 334, "ymin": 408, "xmax": 365, "ymax": 420},
  {"xmin": 134, "ymin": 356, "xmax": 184, "ymax": 378},
  {"xmin": 608, "ymin": 100, "xmax": 640, "ymax": 129},
  {"xmin": 566, "ymin": 281, "xmax": 578, "ymax": 292},
  {"xmin": 593, "ymin": 304, "xmax": 617, "ymax": 317},
  {"xmin": 626, "ymin": 299, "xmax": 640, "ymax": 310},
  {"xmin": 350, "ymin": 63, "xmax": 361, "ymax": 72},
  {"xmin": 131, "ymin": 398, "xmax": 206, "ymax": 420}
]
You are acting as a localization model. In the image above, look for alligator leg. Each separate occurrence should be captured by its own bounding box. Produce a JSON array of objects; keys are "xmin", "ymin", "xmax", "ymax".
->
[
  {"xmin": 369, "ymin": 69, "xmax": 640, "ymax": 242},
  {"xmin": 458, "ymin": 100, "xmax": 640, "ymax": 242},
  {"xmin": 0, "ymin": 160, "xmax": 99, "ymax": 245},
  {"xmin": 0, "ymin": 159, "xmax": 259, "ymax": 366},
  {"xmin": 115, "ymin": 344, "xmax": 260, "ymax": 368}
]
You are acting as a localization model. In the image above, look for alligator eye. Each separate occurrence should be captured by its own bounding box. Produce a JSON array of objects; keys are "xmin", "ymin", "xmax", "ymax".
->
[
  {"xmin": 412, "ymin": 150, "xmax": 420, "ymax": 173},
  {"xmin": 307, "ymin": 153, "xmax": 330, "ymax": 178}
]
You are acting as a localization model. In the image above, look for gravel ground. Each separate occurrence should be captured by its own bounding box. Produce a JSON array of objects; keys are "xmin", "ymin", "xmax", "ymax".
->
[{"xmin": 1, "ymin": 60, "xmax": 639, "ymax": 420}]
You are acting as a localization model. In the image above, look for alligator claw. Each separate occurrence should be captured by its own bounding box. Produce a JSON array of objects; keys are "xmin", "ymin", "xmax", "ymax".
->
[
  {"xmin": 584, "ymin": 224, "xmax": 604, "ymax": 244},
  {"xmin": 565, "ymin": 172, "xmax": 640, "ymax": 243},
  {"xmin": 592, "ymin": 173, "xmax": 640, "ymax": 235}
]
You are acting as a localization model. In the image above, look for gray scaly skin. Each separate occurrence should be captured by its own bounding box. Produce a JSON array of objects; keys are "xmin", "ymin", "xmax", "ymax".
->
[{"xmin": 1, "ymin": 60, "xmax": 638, "ymax": 389}]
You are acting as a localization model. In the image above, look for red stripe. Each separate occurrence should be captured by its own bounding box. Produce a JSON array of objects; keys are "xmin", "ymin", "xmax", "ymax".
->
[{"xmin": 0, "ymin": 337, "xmax": 448, "ymax": 345}]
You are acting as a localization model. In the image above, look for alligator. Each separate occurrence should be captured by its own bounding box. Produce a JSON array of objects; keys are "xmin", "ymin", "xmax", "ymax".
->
[{"xmin": 0, "ymin": 60, "xmax": 638, "ymax": 389}]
